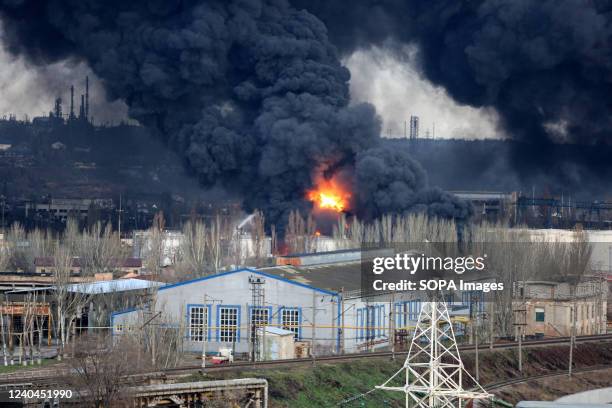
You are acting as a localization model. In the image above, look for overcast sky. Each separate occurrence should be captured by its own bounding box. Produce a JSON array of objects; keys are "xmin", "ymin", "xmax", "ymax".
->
[
  {"xmin": 0, "ymin": 34, "xmax": 500, "ymax": 138},
  {"xmin": 0, "ymin": 26, "xmax": 128, "ymax": 125},
  {"xmin": 345, "ymin": 46, "xmax": 503, "ymax": 139}
]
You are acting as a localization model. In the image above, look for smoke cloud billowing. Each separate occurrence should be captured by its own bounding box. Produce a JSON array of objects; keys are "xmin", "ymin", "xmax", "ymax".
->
[
  {"xmin": 294, "ymin": 0, "xmax": 612, "ymax": 189},
  {"xmin": 0, "ymin": 0, "xmax": 470, "ymax": 227}
]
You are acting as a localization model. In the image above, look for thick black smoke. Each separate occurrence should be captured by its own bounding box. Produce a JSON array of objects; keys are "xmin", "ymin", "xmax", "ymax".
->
[
  {"xmin": 355, "ymin": 147, "xmax": 472, "ymax": 220},
  {"xmin": 294, "ymin": 0, "xmax": 612, "ymax": 191},
  {"xmin": 0, "ymin": 0, "xmax": 470, "ymax": 227}
]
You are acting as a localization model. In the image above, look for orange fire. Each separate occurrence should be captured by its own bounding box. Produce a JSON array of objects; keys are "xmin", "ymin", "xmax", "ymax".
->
[{"xmin": 307, "ymin": 176, "xmax": 350, "ymax": 213}]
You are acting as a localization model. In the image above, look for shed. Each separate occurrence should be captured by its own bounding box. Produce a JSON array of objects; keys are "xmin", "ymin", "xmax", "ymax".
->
[{"xmin": 257, "ymin": 326, "xmax": 295, "ymax": 360}]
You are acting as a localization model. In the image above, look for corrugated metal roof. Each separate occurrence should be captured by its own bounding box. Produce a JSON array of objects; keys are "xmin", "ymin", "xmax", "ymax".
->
[{"xmin": 67, "ymin": 278, "xmax": 163, "ymax": 294}]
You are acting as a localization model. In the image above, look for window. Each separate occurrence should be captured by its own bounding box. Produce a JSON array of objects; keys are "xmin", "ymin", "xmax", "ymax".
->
[
  {"xmin": 409, "ymin": 300, "xmax": 421, "ymax": 320},
  {"xmin": 378, "ymin": 305, "xmax": 386, "ymax": 337},
  {"xmin": 281, "ymin": 308, "xmax": 300, "ymax": 339},
  {"xmin": 366, "ymin": 306, "xmax": 376, "ymax": 340},
  {"xmin": 357, "ymin": 309, "xmax": 364, "ymax": 340},
  {"xmin": 535, "ymin": 307, "xmax": 545, "ymax": 322},
  {"xmin": 250, "ymin": 307, "xmax": 270, "ymax": 339},
  {"xmin": 394, "ymin": 303, "xmax": 404, "ymax": 328},
  {"xmin": 218, "ymin": 306, "xmax": 239, "ymax": 343},
  {"xmin": 189, "ymin": 306, "xmax": 208, "ymax": 342}
]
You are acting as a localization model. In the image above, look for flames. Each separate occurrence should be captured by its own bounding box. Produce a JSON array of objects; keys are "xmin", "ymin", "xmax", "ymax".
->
[{"xmin": 307, "ymin": 175, "xmax": 350, "ymax": 213}]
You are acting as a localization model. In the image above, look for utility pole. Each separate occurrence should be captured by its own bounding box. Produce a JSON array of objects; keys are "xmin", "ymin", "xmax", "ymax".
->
[
  {"xmin": 569, "ymin": 297, "xmax": 577, "ymax": 377},
  {"xmin": 311, "ymin": 291, "xmax": 316, "ymax": 366},
  {"xmin": 390, "ymin": 292, "xmax": 395, "ymax": 361},
  {"xmin": 340, "ymin": 287, "xmax": 345, "ymax": 355},
  {"xmin": 0, "ymin": 194, "xmax": 5, "ymax": 233},
  {"xmin": 200, "ymin": 293, "xmax": 221, "ymax": 370},
  {"xmin": 489, "ymin": 298, "xmax": 495, "ymax": 351},
  {"xmin": 471, "ymin": 295, "xmax": 480, "ymax": 383},
  {"xmin": 117, "ymin": 194, "xmax": 123, "ymax": 239}
]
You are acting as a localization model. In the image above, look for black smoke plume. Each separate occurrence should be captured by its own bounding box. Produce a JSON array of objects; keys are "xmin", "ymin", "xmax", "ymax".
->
[
  {"xmin": 0, "ymin": 0, "xmax": 470, "ymax": 227},
  {"xmin": 293, "ymin": 0, "xmax": 612, "ymax": 192}
]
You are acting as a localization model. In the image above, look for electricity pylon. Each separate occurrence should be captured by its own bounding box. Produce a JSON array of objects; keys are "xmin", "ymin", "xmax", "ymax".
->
[{"xmin": 377, "ymin": 297, "xmax": 492, "ymax": 407}]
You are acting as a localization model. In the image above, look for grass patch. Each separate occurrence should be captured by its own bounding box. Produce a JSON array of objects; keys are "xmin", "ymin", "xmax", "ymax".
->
[
  {"xmin": 0, "ymin": 358, "xmax": 59, "ymax": 374},
  {"xmin": 188, "ymin": 358, "xmax": 408, "ymax": 407}
]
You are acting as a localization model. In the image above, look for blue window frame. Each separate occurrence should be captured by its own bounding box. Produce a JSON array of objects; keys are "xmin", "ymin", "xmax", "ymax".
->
[
  {"xmin": 408, "ymin": 300, "xmax": 422, "ymax": 321},
  {"xmin": 366, "ymin": 306, "xmax": 376, "ymax": 340},
  {"xmin": 187, "ymin": 304, "xmax": 212, "ymax": 342},
  {"xmin": 278, "ymin": 307, "xmax": 302, "ymax": 340},
  {"xmin": 357, "ymin": 308, "xmax": 364, "ymax": 340},
  {"xmin": 216, "ymin": 305, "xmax": 241, "ymax": 343},
  {"xmin": 395, "ymin": 302, "xmax": 407, "ymax": 327},
  {"xmin": 378, "ymin": 304, "xmax": 386, "ymax": 337},
  {"xmin": 248, "ymin": 306, "xmax": 273, "ymax": 339}
]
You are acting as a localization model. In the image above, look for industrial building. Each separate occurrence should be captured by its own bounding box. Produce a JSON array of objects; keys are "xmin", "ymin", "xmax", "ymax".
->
[
  {"xmin": 514, "ymin": 280, "xmax": 607, "ymax": 337},
  {"xmin": 111, "ymin": 251, "xmax": 482, "ymax": 358}
]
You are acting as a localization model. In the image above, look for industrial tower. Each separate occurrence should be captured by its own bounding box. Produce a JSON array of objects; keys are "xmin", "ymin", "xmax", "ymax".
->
[
  {"xmin": 377, "ymin": 297, "xmax": 491, "ymax": 407},
  {"xmin": 409, "ymin": 115, "xmax": 419, "ymax": 139}
]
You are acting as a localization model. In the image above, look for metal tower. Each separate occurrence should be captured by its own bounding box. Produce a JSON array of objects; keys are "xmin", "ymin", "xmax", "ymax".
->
[
  {"xmin": 249, "ymin": 275, "xmax": 266, "ymax": 362},
  {"xmin": 377, "ymin": 298, "xmax": 492, "ymax": 407}
]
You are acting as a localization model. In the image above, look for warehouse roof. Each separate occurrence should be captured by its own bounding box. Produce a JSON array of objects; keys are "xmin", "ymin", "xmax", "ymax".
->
[
  {"xmin": 67, "ymin": 278, "xmax": 163, "ymax": 294},
  {"xmin": 260, "ymin": 261, "xmax": 363, "ymax": 293},
  {"xmin": 157, "ymin": 268, "xmax": 339, "ymax": 296}
]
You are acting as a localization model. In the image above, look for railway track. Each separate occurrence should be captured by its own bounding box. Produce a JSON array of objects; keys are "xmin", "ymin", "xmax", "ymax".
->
[
  {"xmin": 483, "ymin": 364, "xmax": 612, "ymax": 391},
  {"xmin": 160, "ymin": 333, "xmax": 612, "ymax": 375},
  {"xmin": 1, "ymin": 333, "xmax": 611, "ymax": 385}
]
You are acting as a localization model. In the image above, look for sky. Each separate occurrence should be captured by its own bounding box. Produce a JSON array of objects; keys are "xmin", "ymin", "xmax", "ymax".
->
[
  {"xmin": 0, "ymin": 32, "xmax": 500, "ymax": 138},
  {"xmin": 345, "ymin": 45, "xmax": 503, "ymax": 139},
  {"xmin": 0, "ymin": 25, "xmax": 129, "ymax": 125}
]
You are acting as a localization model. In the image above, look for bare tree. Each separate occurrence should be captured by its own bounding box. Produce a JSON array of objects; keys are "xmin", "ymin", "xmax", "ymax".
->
[
  {"xmin": 251, "ymin": 210, "xmax": 267, "ymax": 267},
  {"xmin": 6, "ymin": 223, "xmax": 30, "ymax": 271},
  {"xmin": 79, "ymin": 222, "xmax": 125, "ymax": 276},
  {"xmin": 181, "ymin": 220, "xmax": 208, "ymax": 276},
  {"xmin": 286, "ymin": 210, "xmax": 306, "ymax": 253},
  {"xmin": 66, "ymin": 333, "xmax": 149, "ymax": 408},
  {"xmin": 563, "ymin": 229, "xmax": 592, "ymax": 377},
  {"xmin": 143, "ymin": 213, "xmax": 165, "ymax": 275},
  {"xmin": 52, "ymin": 243, "xmax": 89, "ymax": 360}
]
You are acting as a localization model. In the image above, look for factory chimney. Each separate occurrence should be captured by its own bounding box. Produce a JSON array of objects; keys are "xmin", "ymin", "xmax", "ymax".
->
[
  {"xmin": 69, "ymin": 85, "xmax": 75, "ymax": 120},
  {"xmin": 85, "ymin": 76, "xmax": 89, "ymax": 122},
  {"xmin": 79, "ymin": 94, "xmax": 85, "ymax": 119},
  {"xmin": 409, "ymin": 115, "xmax": 419, "ymax": 140},
  {"xmin": 53, "ymin": 98, "xmax": 62, "ymax": 120}
]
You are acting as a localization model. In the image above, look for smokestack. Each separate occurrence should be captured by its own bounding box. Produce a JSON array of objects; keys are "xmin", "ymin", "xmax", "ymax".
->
[
  {"xmin": 409, "ymin": 116, "xmax": 419, "ymax": 140},
  {"xmin": 79, "ymin": 94, "xmax": 85, "ymax": 119},
  {"xmin": 53, "ymin": 97, "xmax": 62, "ymax": 120},
  {"xmin": 69, "ymin": 85, "xmax": 74, "ymax": 120},
  {"xmin": 85, "ymin": 76, "xmax": 89, "ymax": 122}
]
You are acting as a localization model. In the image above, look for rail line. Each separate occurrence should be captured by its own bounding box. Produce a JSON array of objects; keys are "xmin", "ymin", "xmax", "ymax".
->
[
  {"xmin": 161, "ymin": 333, "xmax": 612, "ymax": 374},
  {"xmin": 483, "ymin": 364, "xmax": 612, "ymax": 391},
  {"xmin": 0, "ymin": 333, "xmax": 611, "ymax": 385}
]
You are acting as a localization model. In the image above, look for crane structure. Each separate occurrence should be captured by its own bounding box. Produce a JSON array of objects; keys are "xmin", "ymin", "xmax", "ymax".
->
[{"xmin": 377, "ymin": 298, "xmax": 492, "ymax": 407}]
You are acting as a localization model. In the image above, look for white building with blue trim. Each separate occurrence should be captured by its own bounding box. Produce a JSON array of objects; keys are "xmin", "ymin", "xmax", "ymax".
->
[
  {"xmin": 112, "ymin": 268, "xmax": 343, "ymax": 356},
  {"xmin": 111, "ymin": 256, "xmax": 477, "ymax": 357}
]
